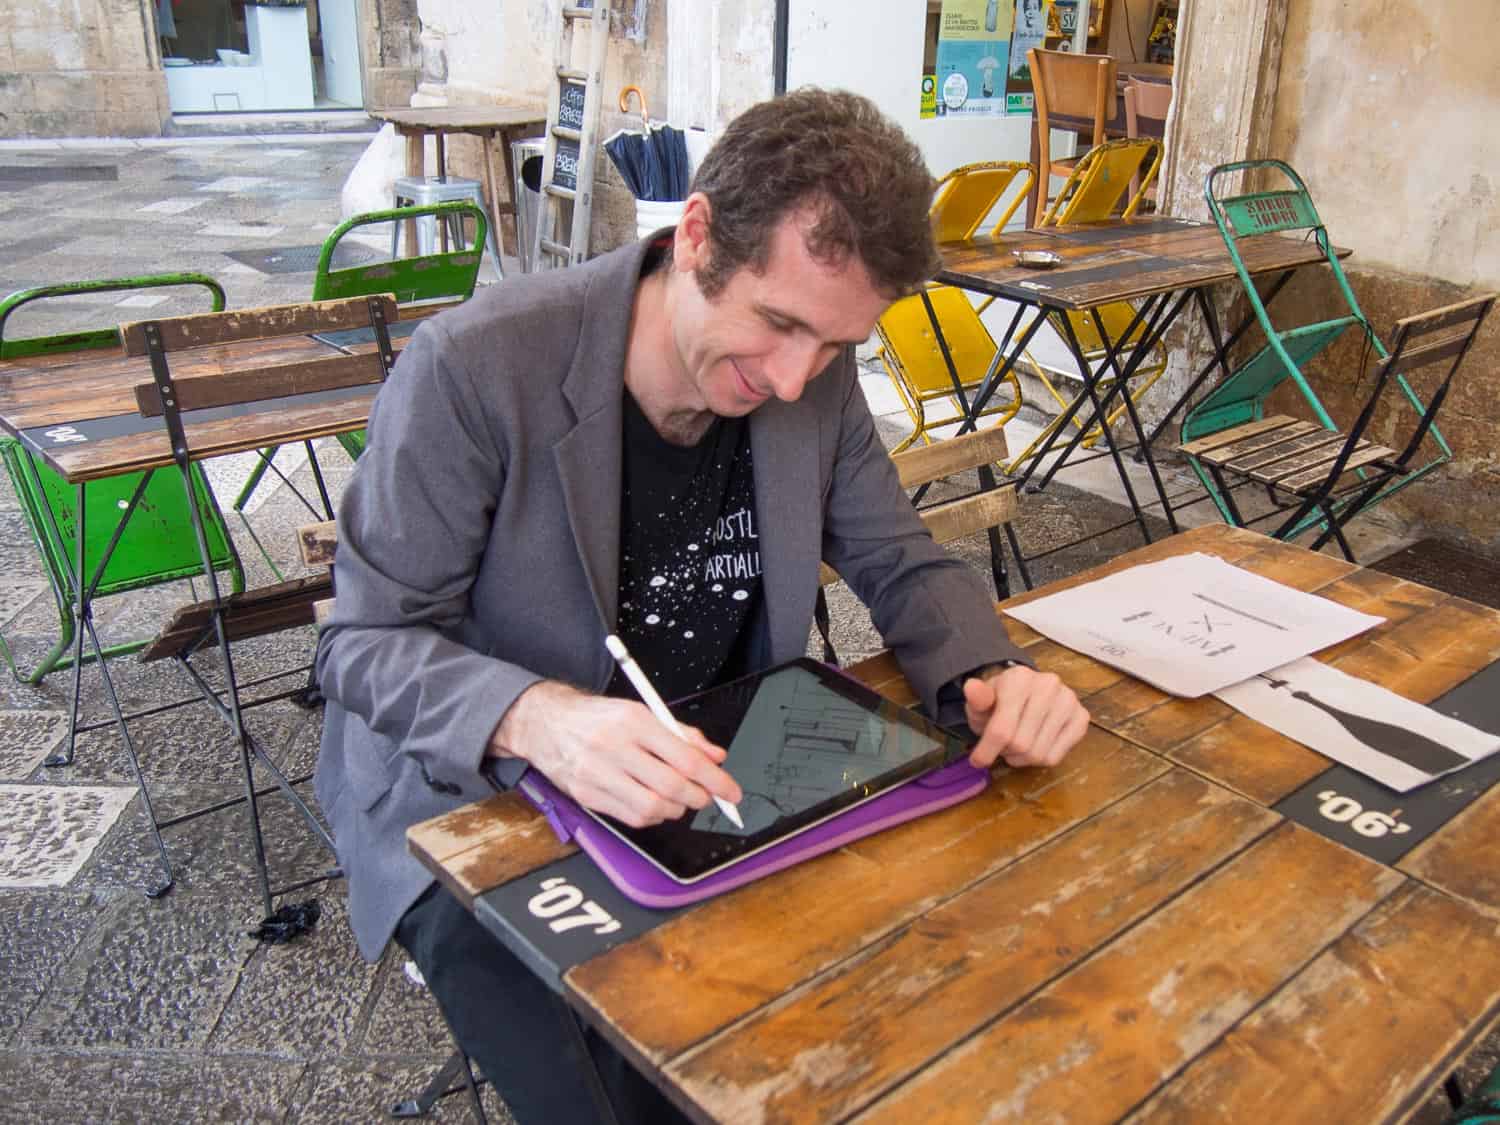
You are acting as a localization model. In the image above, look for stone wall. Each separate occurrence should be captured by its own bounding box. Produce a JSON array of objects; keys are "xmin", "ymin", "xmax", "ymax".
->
[
  {"xmin": 0, "ymin": 0, "xmax": 419, "ymax": 139},
  {"xmin": 1264, "ymin": 1, "xmax": 1500, "ymax": 548},
  {"xmin": 412, "ymin": 0, "xmax": 689, "ymax": 255},
  {"xmin": 1, "ymin": 0, "xmax": 169, "ymax": 137}
]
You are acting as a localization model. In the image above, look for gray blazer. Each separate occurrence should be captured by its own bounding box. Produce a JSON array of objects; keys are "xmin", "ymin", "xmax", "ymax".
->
[{"xmin": 315, "ymin": 237, "xmax": 1025, "ymax": 960}]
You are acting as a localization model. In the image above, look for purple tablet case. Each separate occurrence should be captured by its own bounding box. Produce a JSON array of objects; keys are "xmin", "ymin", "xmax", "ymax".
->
[{"xmin": 516, "ymin": 759, "xmax": 989, "ymax": 909}]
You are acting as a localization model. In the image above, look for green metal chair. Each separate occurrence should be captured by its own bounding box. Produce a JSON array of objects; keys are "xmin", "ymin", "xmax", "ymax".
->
[
  {"xmin": 231, "ymin": 200, "xmax": 488, "ymax": 512},
  {"xmin": 0, "ymin": 276, "xmax": 244, "ymax": 685},
  {"xmin": 1183, "ymin": 160, "xmax": 1455, "ymax": 532},
  {"xmin": 1444, "ymin": 1065, "xmax": 1500, "ymax": 1124},
  {"xmin": 1177, "ymin": 295, "xmax": 1491, "ymax": 559}
]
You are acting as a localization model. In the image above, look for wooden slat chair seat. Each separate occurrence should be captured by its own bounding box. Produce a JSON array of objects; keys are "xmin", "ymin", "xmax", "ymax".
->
[
  {"xmin": 816, "ymin": 426, "xmax": 1028, "ymax": 663},
  {"xmin": 119, "ymin": 295, "xmax": 396, "ymax": 912},
  {"xmin": 1177, "ymin": 294, "xmax": 1495, "ymax": 560},
  {"xmin": 139, "ymin": 573, "xmax": 333, "ymax": 663},
  {"xmin": 1180, "ymin": 415, "xmax": 1395, "ymax": 501}
]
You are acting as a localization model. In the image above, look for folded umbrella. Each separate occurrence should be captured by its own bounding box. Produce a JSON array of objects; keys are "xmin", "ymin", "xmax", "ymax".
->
[{"xmin": 604, "ymin": 85, "xmax": 689, "ymax": 203}]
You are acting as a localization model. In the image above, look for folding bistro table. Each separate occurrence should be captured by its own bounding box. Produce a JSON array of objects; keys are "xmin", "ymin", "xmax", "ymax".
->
[
  {"xmin": 930, "ymin": 216, "xmax": 1347, "ymax": 548},
  {"xmin": 0, "ymin": 300, "xmax": 400, "ymax": 909},
  {"xmin": 410, "ymin": 524, "xmax": 1500, "ymax": 1123}
]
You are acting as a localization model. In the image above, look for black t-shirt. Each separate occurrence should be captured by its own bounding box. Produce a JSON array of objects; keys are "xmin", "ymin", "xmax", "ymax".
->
[{"xmin": 609, "ymin": 392, "xmax": 762, "ymax": 702}]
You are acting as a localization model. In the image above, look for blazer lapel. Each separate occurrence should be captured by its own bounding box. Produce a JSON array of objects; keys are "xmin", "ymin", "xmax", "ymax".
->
[{"xmin": 552, "ymin": 241, "xmax": 654, "ymax": 670}]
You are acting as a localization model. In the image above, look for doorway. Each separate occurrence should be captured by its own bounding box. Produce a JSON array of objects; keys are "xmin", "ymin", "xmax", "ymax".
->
[{"xmin": 159, "ymin": 0, "xmax": 363, "ymax": 113}]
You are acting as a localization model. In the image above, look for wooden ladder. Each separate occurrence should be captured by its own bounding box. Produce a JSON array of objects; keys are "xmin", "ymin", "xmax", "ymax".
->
[{"xmin": 531, "ymin": 1, "xmax": 612, "ymax": 269}]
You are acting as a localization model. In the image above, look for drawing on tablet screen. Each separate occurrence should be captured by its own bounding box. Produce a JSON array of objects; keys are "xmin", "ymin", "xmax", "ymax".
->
[{"xmin": 693, "ymin": 667, "xmax": 939, "ymax": 836}]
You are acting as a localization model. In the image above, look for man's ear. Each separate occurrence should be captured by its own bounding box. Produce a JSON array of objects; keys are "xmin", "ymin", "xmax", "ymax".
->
[{"xmin": 671, "ymin": 192, "xmax": 713, "ymax": 272}]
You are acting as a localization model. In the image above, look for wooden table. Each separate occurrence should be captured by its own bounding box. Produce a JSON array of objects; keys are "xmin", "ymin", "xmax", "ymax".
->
[
  {"xmin": 0, "ymin": 298, "xmax": 459, "ymax": 482},
  {"xmin": 934, "ymin": 216, "xmax": 1343, "ymax": 543},
  {"xmin": 368, "ymin": 104, "xmax": 548, "ymax": 256},
  {"xmin": 409, "ymin": 524, "xmax": 1500, "ymax": 1124}
]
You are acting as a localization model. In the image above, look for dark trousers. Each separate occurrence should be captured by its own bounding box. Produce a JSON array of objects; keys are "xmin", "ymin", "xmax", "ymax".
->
[{"xmin": 395, "ymin": 884, "xmax": 690, "ymax": 1125}]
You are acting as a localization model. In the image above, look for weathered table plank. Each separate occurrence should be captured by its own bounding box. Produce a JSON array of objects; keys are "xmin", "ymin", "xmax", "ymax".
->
[
  {"xmin": 566, "ymin": 730, "xmax": 1167, "ymax": 1067},
  {"xmin": 851, "ymin": 824, "xmax": 1402, "ymax": 1124},
  {"xmin": 667, "ymin": 769, "xmax": 1277, "ymax": 1125},
  {"xmin": 408, "ymin": 792, "xmax": 576, "ymax": 911},
  {"xmin": 1128, "ymin": 883, "xmax": 1500, "ymax": 1124}
]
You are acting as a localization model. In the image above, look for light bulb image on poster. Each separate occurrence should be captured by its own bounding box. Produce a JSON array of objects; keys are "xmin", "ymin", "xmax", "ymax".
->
[{"xmin": 934, "ymin": 0, "xmax": 1012, "ymax": 116}]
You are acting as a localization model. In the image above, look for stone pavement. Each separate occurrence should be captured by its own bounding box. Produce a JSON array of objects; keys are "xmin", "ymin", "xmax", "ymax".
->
[{"xmin": 0, "ymin": 133, "xmax": 1476, "ymax": 1124}]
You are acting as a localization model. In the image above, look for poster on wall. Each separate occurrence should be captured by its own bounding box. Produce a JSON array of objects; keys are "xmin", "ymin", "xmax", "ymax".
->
[
  {"xmin": 933, "ymin": 0, "xmax": 1012, "ymax": 117},
  {"xmin": 1004, "ymin": 0, "xmax": 1052, "ymax": 113}
]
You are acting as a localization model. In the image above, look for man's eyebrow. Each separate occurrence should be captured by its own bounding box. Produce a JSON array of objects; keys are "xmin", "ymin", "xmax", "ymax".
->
[{"xmin": 754, "ymin": 302, "xmax": 866, "ymax": 346}]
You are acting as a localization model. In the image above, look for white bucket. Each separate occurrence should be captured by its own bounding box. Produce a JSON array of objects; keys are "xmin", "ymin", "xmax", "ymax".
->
[{"xmin": 635, "ymin": 197, "xmax": 686, "ymax": 240}]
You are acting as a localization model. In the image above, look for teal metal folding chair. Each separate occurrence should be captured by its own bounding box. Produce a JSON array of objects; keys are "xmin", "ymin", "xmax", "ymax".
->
[
  {"xmin": 1179, "ymin": 294, "xmax": 1493, "ymax": 559},
  {"xmin": 1183, "ymin": 160, "xmax": 1456, "ymax": 532},
  {"xmin": 0, "ymin": 276, "xmax": 244, "ymax": 686},
  {"xmin": 231, "ymin": 200, "xmax": 488, "ymax": 517}
]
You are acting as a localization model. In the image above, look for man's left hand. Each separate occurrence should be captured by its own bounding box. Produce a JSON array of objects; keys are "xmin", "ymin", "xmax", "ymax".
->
[{"xmin": 963, "ymin": 664, "xmax": 1089, "ymax": 770}]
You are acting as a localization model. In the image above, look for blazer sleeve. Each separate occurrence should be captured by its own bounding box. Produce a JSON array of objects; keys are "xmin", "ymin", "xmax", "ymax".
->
[
  {"xmin": 817, "ymin": 351, "xmax": 1032, "ymax": 716},
  {"xmin": 314, "ymin": 319, "xmax": 542, "ymax": 793}
]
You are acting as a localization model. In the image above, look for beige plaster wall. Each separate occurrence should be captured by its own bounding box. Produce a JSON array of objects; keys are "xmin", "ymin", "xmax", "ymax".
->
[
  {"xmin": 411, "ymin": 0, "xmax": 774, "ymax": 256},
  {"xmin": 1269, "ymin": 3, "xmax": 1498, "ymax": 286},
  {"xmin": 1264, "ymin": 1, "xmax": 1500, "ymax": 547},
  {"xmin": 0, "ymin": 0, "xmax": 169, "ymax": 137}
]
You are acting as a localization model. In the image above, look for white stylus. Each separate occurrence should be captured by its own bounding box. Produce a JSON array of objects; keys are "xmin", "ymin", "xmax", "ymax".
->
[{"xmin": 604, "ymin": 634, "xmax": 745, "ymax": 829}]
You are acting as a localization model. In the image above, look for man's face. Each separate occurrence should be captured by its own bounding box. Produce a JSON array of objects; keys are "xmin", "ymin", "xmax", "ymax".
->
[{"xmin": 667, "ymin": 201, "xmax": 891, "ymax": 418}]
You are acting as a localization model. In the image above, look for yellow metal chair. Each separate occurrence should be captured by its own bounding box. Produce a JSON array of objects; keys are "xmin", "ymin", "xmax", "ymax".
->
[
  {"xmin": 1008, "ymin": 138, "xmax": 1168, "ymax": 472},
  {"xmin": 876, "ymin": 286, "xmax": 1022, "ymax": 453},
  {"xmin": 930, "ymin": 160, "xmax": 1033, "ymax": 242},
  {"xmin": 875, "ymin": 162, "xmax": 1033, "ymax": 452}
]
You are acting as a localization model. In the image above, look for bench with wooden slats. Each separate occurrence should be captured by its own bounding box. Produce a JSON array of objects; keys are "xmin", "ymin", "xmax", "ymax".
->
[
  {"xmin": 819, "ymin": 425, "xmax": 1018, "ymax": 587},
  {"xmin": 1179, "ymin": 414, "xmax": 1394, "ymax": 498}
]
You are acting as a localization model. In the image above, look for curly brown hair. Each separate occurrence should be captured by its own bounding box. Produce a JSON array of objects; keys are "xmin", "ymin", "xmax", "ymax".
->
[{"xmin": 687, "ymin": 88, "xmax": 939, "ymax": 300}]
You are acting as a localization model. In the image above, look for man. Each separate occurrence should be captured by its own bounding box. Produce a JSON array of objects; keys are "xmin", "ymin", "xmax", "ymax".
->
[{"xmin": 316, "ymin": 89, "xmax": 1088, "ymax": 1123}]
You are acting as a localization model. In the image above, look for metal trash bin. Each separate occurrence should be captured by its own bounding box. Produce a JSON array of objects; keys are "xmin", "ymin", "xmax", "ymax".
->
[{"xmin": 510, "ymin": 137, "xmax": 546, "ymax": 274}]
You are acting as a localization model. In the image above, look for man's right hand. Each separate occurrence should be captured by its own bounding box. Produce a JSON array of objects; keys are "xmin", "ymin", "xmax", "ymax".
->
[{"xmin": 487, "ymin": 680, "xmax": 742, "ymax": 828}]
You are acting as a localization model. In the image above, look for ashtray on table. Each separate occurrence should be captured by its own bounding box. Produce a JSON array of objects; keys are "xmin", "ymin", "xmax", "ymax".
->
[{"xmin": 1013, "ymin": 249, "xmax": 1063, "ymax": 269}]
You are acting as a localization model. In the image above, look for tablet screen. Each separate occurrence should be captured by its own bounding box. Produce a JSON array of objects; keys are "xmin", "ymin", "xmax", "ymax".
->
[{"xmin": 590, "ymin": 658, "xmax": 971, "ymax": 882}]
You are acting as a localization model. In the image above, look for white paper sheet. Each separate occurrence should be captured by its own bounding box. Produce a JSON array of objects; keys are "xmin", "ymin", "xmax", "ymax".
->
[
  {"xmin": 1003, "ymin": 553, "xmax": 1384, "ymax": 697},
  {"xmin": 1215, "ymin": 657, "xmax": 1500, "ymax": 792}
]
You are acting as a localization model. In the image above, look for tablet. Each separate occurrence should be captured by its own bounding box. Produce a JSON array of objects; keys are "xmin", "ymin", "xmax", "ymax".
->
[{"xmin": 588, "ymin": 657, "xmax": 973, "ymax": 883}]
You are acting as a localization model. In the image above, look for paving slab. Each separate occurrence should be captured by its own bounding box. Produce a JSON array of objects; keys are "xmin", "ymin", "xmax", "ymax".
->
[
  {"xmin": 0, "ymin": 1049, "xmax": 305, "ymax": 1121},
  {"xmin": 0, "ymin": 784, "xmax": 133, "ymax": 888},
  {"xmin": 0, "ymin": 888, "xmax": 106, "ymax": 1046},
  {"xmin": 209, "ymin": 895, "xmax": 380, "ymax": 1058},
  {"xmin": 288, "ymin": 1058, "xmax": 515, "ymax": 1125},
  {"xmin": 18, "ymin": 888, "xmax": 257, "ymax": 1051}
]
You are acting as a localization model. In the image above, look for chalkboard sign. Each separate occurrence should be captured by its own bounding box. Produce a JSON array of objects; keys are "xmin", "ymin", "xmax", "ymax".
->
[
  {"xmin": 558, "ymin": 78, "xmax": 587, "ymax": 132},
  {"xmin": 552, "ymin": 136, "xmax": 580, "ymax": 192}
]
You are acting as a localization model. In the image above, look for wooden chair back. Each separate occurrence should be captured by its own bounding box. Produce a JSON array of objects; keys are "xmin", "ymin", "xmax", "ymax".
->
[
  {"xmin": 1124, "ymin": 79, "xmax": 1172, "ymax": 201},
  {"xmin": 120, "ymin": 296, "xmax": 399, "ymax": 461},
  {"xmin": 1028, "ymin": 47, "xmax": 1118, "ymax": 220},
  {"xmin": 819, "ymin": 426, "xmax": 1019, "ymax": 591},
  {"xmin": 1123, "ymin": 78, "xmax": 1172, "ymax": 137},
  {"xmin": 815, "ymin": 425, "xmax": 1023, "ymax": 664}
]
